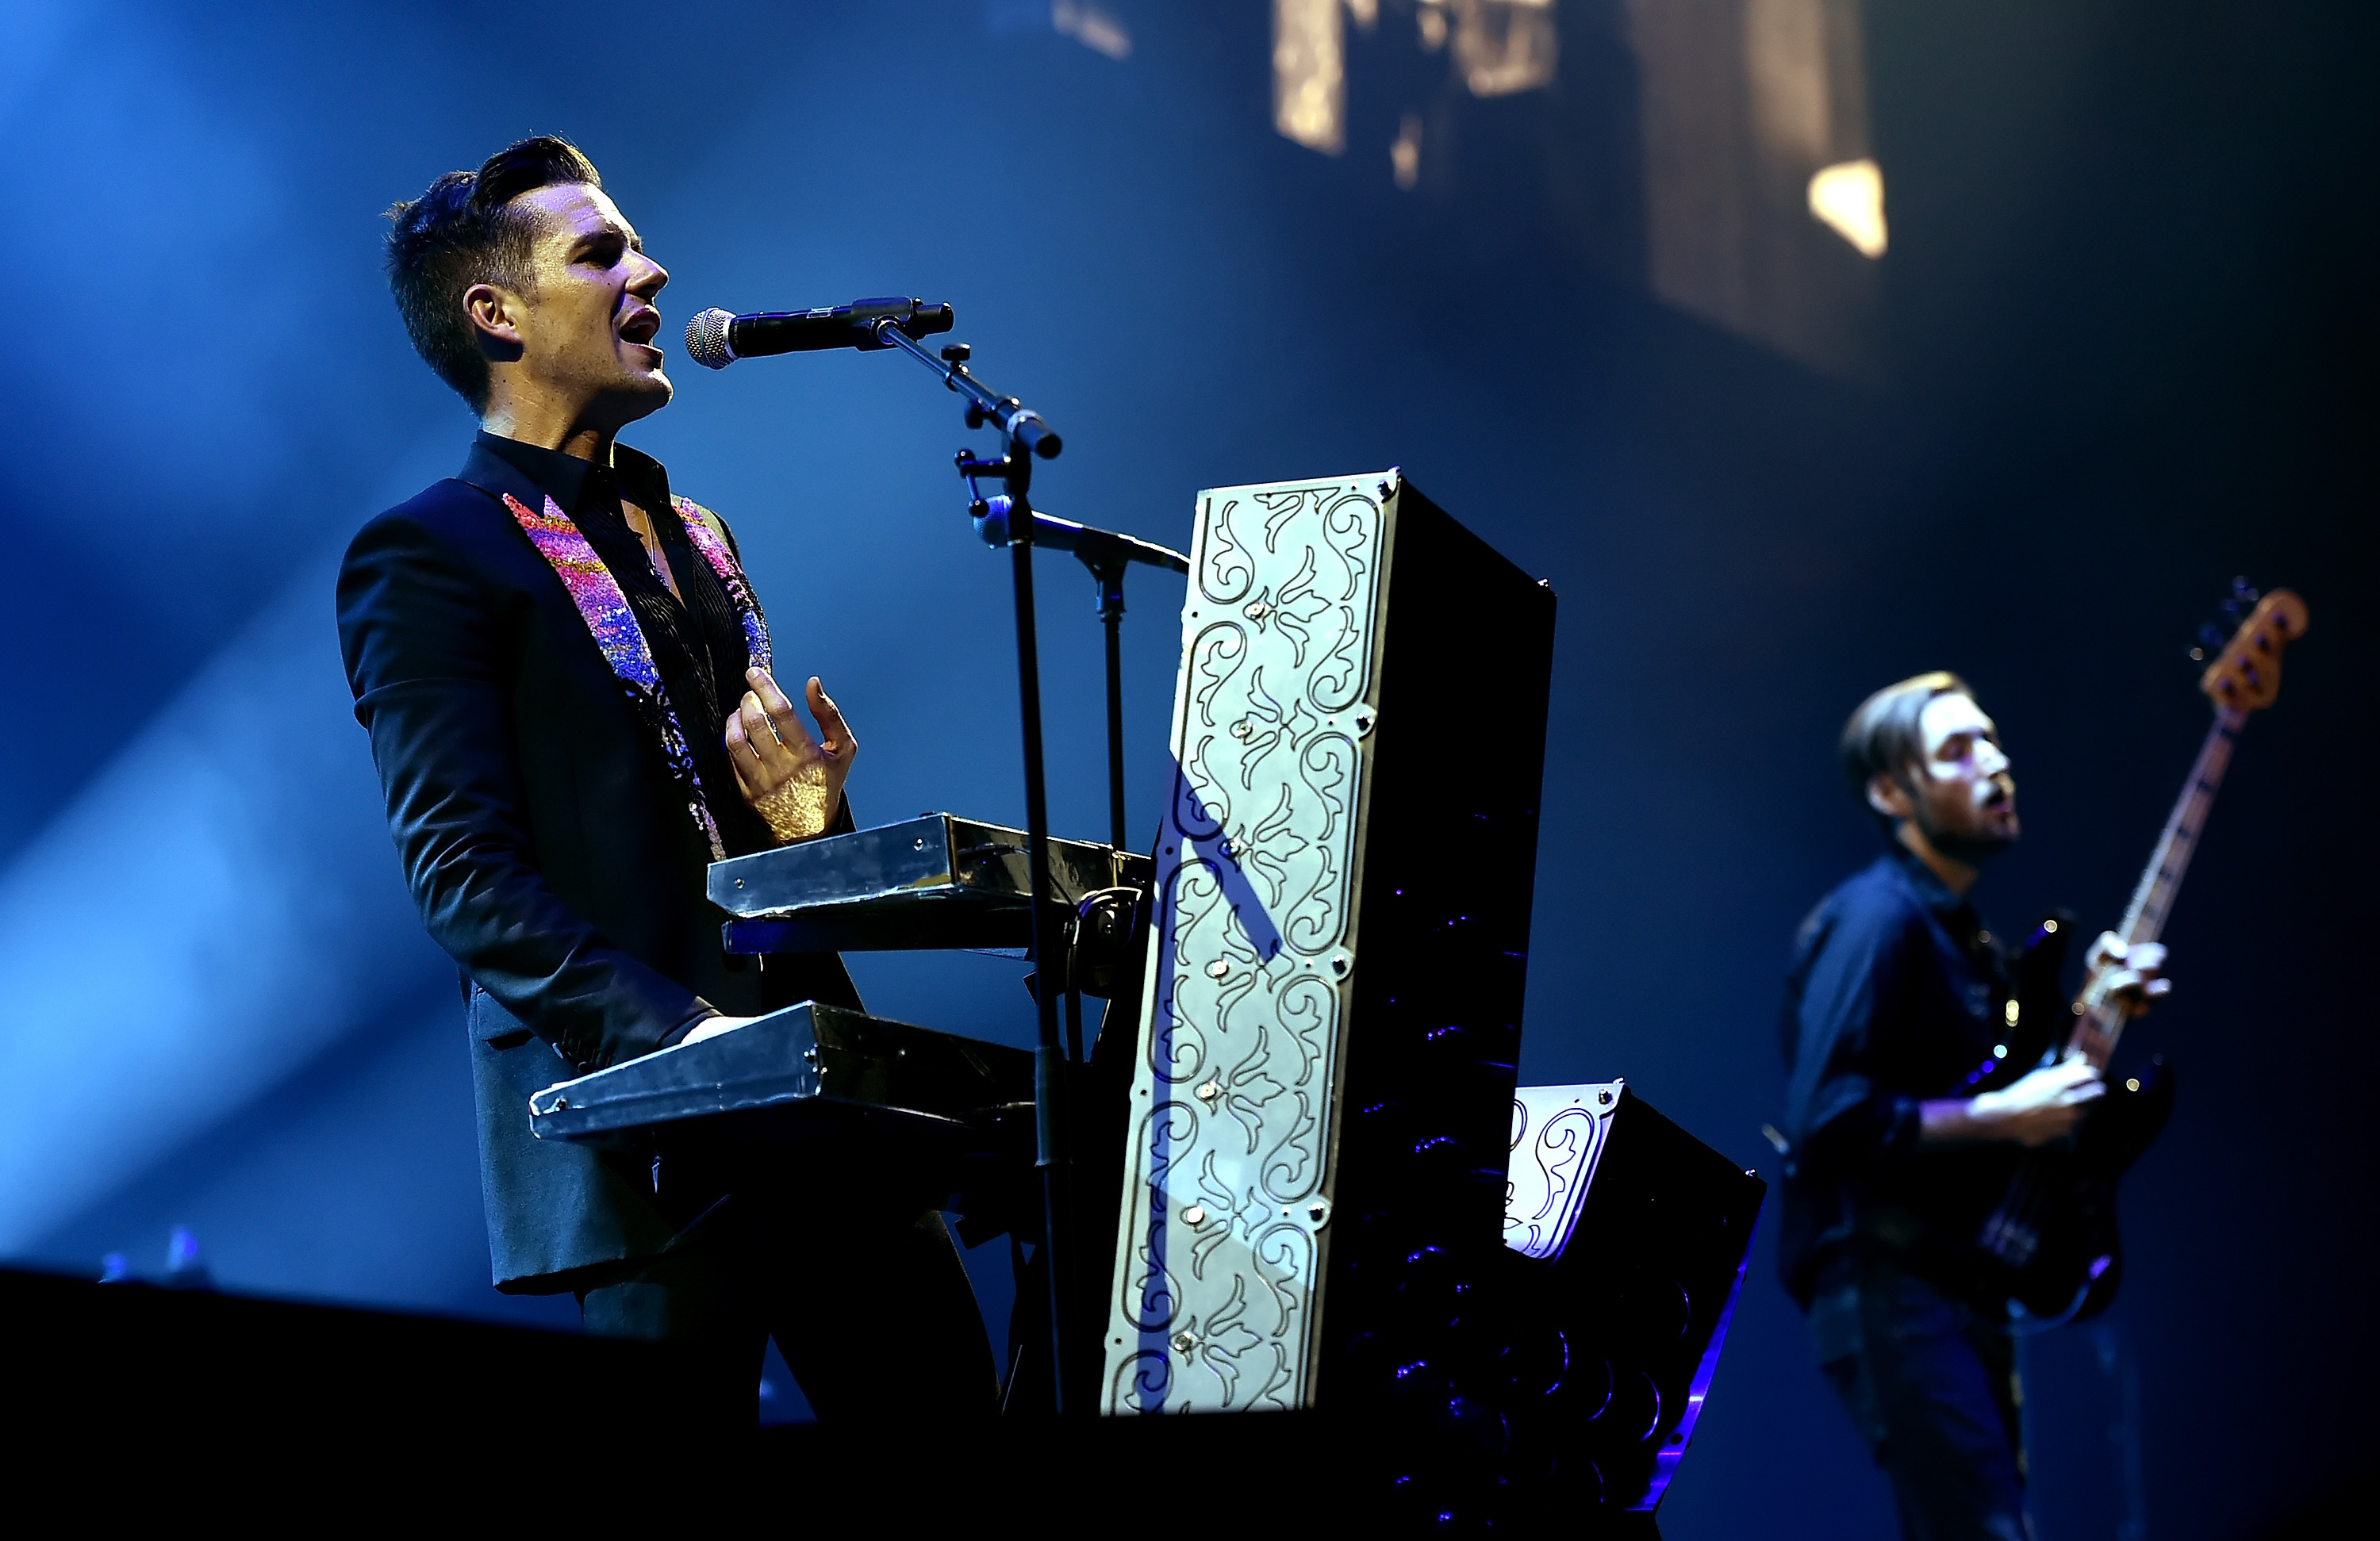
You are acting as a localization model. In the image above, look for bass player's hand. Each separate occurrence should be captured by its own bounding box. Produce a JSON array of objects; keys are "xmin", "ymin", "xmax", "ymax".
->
[
  {"xmin": 2084, "ymin": 932, "xmax": 2171, "ymax": 1018},
  {"xmin": 1922, "ymin": 1055, "xmax": 2106, "ymax": 1148}
]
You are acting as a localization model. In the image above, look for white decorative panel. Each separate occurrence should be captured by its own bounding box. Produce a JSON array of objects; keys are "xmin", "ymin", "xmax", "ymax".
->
[
  {"xmin": 1503, "ymin": 1081, "xmax": 1624, "ymax": 1263},
  {"xmin": 1103, "ymin": 471, "xmax": 1395, "ymax": 1414}
]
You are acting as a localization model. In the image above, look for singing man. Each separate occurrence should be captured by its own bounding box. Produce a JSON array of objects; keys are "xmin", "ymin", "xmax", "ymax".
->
[
  {"xmin": 338, "ymin": 136, "xmax": 992, "ymax": 1418},
  {"xmin": 1777, "ymin": 673, "xmax": 2169, "ymax": 1540}
]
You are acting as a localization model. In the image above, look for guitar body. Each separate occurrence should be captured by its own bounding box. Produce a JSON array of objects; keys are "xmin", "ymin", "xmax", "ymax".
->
[
  {"xmin": 1977, "ymin": 914, "xmax": 2077, "ymax": 1097},
  {"xmin": 1972, "ymin": 1057, "xmax": 2175, "ymax": 1325}
]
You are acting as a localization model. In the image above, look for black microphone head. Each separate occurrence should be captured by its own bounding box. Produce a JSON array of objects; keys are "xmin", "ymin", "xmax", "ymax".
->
[{"xmin": 685, "ymin": 308, "xmax": 736, "ymax": 370}]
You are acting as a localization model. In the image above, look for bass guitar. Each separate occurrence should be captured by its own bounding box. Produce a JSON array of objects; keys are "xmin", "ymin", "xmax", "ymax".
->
[{"xmin": 1969, "ymin": 581, "xmax": 2309, "ymax": 1328}]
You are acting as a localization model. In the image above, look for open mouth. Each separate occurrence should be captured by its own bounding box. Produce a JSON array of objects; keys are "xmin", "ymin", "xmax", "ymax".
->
[{"xmin": 618, "ymin": 307, "xmax": 662, "ymax": 350}]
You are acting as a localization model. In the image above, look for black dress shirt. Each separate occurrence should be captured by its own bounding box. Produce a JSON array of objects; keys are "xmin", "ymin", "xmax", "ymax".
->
[
  {"xmin": 1776, "ymin": 848, "xmax": 2018, "ymax": 1304},
  {"xmin": 474, "ymin": 431, "xmax": 776, "ymax": 864}
]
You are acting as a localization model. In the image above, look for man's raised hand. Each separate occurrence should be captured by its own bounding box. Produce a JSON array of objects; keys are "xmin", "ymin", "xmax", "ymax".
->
[{"xmin": 724, "ymin": 668, "xmax": 857, "ymax": 845}]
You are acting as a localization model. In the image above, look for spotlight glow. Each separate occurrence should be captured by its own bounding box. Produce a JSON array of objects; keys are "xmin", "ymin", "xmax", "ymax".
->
[
  {"xmin": 1274, "ymin": 0, "xmax": 1346, "ymax": 154},
  {"xmin": 1392, "ymin": 112, "xmax": 1423, "ymax": 190},
  {"xmin": 1809, "ymin": 157, "xmax": 1887, "ymax": 257},
  {"xmin": 1454, "ymin": 0, "xmax": 1558, "ymax": 98}
]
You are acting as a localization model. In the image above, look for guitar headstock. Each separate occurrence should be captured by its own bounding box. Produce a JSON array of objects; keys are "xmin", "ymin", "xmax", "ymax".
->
[{"xmin": 2195, "ymin": 579, "xmax": 2309, "ymax": 712}]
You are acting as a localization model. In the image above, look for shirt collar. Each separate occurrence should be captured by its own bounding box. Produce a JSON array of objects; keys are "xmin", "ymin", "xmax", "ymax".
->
[
  {"xmin": 1886, "ymin": 843, "xmax": 1969, "ymax": 917},
  {"xmin": 470, "ymin": 431, "xmax": 674, "ymax": 525}
]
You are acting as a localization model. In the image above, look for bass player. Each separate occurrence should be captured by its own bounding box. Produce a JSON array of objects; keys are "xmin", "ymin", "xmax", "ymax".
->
[{"xmin": 1777, "ymin": 671, "xmax": 2169, "ymax": 1541}]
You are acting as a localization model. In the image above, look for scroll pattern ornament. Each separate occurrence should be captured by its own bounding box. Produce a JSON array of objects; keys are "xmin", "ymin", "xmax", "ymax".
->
[
  {"xmin": 1106, "ymin": 475, "xmax": 1390, "ymax": 1413},
  {"xmin": 1502, "ymin": 1083, "xmax": 1624, "ymax": 1263}
]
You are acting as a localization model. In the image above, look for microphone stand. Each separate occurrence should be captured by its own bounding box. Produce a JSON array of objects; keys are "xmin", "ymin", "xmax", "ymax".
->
[
  {"xmin": 870, "ymin": 319, "xmax": 1073, "ymax": 1415},
  {"xmin": 1096, "ymin": 557, "xmax": 1129, "ymax": 853},
  {"xmin": 966, "ymin": 499, "xmax": 1190, "ymax": 854}
]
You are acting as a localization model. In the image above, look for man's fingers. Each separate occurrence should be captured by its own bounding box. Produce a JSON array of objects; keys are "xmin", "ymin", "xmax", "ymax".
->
[
  {"xmin": 681, "ymin": 1015, "xmax": 751, "ymax": 1047},
  {"xmin": 742, "ymin": 691, "xmax": 802, "ymax": 767},
  {"xmin": 719, "ymin": 718, "xmax": 766, "ymax": 799},
  {"xmin": 747, "ymin": 667, "xmax": 800, "ymax": 728},
  {"xmin": 733, "ymin": 668, "xmax": 854, "ymax": 785},
  {"xmin": 727, "ymin": 700, "xmax": 797, "ymax": 795},
  {"xmin": 740, "ymin": 691, "xmax": 776, "ymax": 747},
  {"xmin": 807, "ymin": 675, "xmax": 855, "ymax": 760},
  {"xmin": 724, "ymin": 710, "xmax": 767, "ymax": 795},
  {"xmin": 2099, "ymin": 968, "xmax": 2174, "ymax": 1014}
]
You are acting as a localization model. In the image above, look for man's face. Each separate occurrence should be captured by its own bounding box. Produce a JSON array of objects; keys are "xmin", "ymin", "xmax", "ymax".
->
[
  {"xmin": 489, "ymin": 182, "xmax": 670, "ymax": 427},
  {"xmin": 1891, "ymin": 692, "xmax": 2020, "ymax": 853}
]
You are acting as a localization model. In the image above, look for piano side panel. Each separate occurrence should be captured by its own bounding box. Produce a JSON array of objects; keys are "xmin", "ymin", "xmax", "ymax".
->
[
  {"xmin": 1101, "ymin": 473, "xmax": 1557, "ymax": 1416},
  {"xmin": 1102, "ymin": 471, "xmax": 1390, "ymax": 1413}
]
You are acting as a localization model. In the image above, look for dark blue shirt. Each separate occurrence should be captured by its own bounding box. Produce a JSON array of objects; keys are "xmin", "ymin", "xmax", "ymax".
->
[{"xmin": 1777, "ymin": 848, "xmax": 2016, "ymax": 1303}]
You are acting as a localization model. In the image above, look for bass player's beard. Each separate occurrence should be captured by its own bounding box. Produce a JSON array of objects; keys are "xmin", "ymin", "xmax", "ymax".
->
[{"xmin": 1911, "ymin": 794, "xmax": 2017, "ymax": 869}]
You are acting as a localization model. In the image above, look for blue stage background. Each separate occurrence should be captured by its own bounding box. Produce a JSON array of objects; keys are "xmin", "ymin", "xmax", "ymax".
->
[{"xmin": 0, "ymin": 1, "xmax": 2369, "ymax": 1533}]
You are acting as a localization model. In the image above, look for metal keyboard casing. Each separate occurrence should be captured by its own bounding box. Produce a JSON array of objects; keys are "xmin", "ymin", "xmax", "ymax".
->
[
  {"xmin": 528, "ymin": 1000, "xmax": 1032, "ymax": 1152},
  {"xmin": 708, "ymin": 812, "xmax": 1152, "ymax": 953}
]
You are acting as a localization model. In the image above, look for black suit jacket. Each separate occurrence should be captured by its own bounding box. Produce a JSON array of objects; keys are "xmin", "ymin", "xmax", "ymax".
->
[{"xmin": 337, "ymin": 441, "xmax": 858, "ymax": 1290}]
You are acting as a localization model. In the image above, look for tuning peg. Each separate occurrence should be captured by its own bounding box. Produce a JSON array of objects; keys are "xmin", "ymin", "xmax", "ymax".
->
[
  {"xmin": 2198, "ymin": 622, "xmax": 2228, "ymax": 651},
  {"xmin": 2231, "ymin": 575, "xmax": 2260, "ymax": 604}
]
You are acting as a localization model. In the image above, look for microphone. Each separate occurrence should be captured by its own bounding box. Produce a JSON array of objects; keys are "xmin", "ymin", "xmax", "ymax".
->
[
  {"xmin": 973, "ymin": 496, "xmax": 1190, "ymax": 574},
  {"xmin": 685, "ymin": 297, "xmax": 954, "ymax": 370}
]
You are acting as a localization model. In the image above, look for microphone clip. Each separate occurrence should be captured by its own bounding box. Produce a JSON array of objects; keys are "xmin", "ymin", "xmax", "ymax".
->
[{"xmin": 957, "ymin": 447, "xmax": 1024, "ymax": 498}]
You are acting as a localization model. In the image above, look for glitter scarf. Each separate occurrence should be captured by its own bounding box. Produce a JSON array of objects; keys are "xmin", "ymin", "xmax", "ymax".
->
[{"xmin": 501, "ymin": 492, "xmax": 774, "ymax": 863}]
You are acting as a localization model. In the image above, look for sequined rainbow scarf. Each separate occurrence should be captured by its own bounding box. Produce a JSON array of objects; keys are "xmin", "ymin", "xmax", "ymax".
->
[{"xmin": 502, "ymin": 492, "xmax": 774, "ymax": 862}]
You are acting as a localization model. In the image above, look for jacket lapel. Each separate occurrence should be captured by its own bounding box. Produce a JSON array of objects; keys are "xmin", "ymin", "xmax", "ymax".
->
[{"xmin": 455, "ymin": 439, "xmax": 556, "ymax": 518}]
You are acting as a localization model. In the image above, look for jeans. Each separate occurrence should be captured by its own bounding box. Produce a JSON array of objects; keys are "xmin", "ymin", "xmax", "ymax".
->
[
  {"xmin": 1809, "ymin": 1257, "xmax": 2034, "ymax": 1541},
  {"xmin": 578, "ymin": 1199, "xmax": 997, "ymax": 1424}
]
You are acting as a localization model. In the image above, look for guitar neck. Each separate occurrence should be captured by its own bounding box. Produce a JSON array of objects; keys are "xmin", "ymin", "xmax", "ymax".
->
[{"xmin": 2068, "ymin": 707, "xmax": 2248, "ymax": 1068}]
